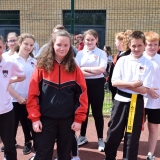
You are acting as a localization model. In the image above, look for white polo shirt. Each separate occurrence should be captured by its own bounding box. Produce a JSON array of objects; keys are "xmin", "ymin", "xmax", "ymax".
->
[
  {"xmin": 112, "ymin": 54, "xmax": 153, "ymax": 102},
  {"xmin": 75, "ymin": 46, "xmax": 108, "ymax": 79},
  {"xmin": 2, "ymin": 50, "xmax": 17, "ymax": 59},
  {"xmin": 0, "ymin": 57, "xmax": 25, "ymax": 114},
  {"xmin": 10, "ymin": 54, "xmax": 37, "ymax": 102},
  {"xmin": 143, "ymin": 52, "xmax": 160, "ymax": 109}
]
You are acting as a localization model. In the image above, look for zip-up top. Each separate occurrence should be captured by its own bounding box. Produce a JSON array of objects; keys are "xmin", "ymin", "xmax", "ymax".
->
[{"xmin": 27, "ymin": 60, "xmax": 88, "ymax": 123}]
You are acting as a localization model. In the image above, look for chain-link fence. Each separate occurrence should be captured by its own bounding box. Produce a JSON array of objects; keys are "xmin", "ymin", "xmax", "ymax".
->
[{"xmin": 1, "ymin": 0, "xmax": 160, "ymax": 114}]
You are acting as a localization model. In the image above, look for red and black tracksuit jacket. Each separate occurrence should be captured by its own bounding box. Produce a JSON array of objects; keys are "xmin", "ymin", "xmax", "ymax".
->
[{"xmin": 27, "ymin": 60, "xmax": 88, "ymax": 124}]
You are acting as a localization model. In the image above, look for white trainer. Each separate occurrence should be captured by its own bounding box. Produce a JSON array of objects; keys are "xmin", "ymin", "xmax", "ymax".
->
[
  {"xmin": 98, "ymin": 138, "xmax": 105, "ymax": 152},
  {"xmin": 77, "ymin": 135, "xmax": 88, "ymax": 146}
]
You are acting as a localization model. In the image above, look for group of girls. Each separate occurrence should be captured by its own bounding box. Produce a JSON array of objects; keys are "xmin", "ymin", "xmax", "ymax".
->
[{"xmin": 0, "ymin": 28, "xmax": 108, "ymax": 160}]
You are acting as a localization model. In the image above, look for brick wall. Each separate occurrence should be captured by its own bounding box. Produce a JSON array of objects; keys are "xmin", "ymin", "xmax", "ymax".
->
[{"xmin": 1, "ymin": 0, "xmax": 160, "ymax": 52}]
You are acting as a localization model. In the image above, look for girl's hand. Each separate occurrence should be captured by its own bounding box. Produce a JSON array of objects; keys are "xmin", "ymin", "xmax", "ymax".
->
[
  {"xmin": 148, "ymin": 88, "xmax": 159, "ymax": 99},
  {"xmin": 17, "ymin": 96, "xmax": 27, "ymax": 104},
  {"xmin": 71, "ymin": 122, "xmax": 81, "ymax": 132},
  {"xmin": 32, "ymin": 120, "xmax": 42, "ymax": 132}
]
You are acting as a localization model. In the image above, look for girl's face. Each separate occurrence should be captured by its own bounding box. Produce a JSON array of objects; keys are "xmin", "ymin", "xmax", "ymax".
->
[
  {"xmin": 19, "ymin": 38, "xmax": 34, "ymax": 56},
  {"xmin": 115, "ymin": 38, "xmax": 122, "ymax": 51},
  {"xmin": 84, "ymin": 34, "xmax": 98, "ymax": 50},
  {"xmin": 0, "ymin": 40, "xmax": 5, "ymax": 57},
  {"xmin": 54, "ymin": 36, "xmax": 70, "ymax": 62},
  {"xmin": 7, "ymin": 34, "xmax": 18, "ymax": 51}
]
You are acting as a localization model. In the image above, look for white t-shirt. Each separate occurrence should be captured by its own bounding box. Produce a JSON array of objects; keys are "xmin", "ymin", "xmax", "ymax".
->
[
  {"xmin": 10, "ymin": 54, "xmax": 37, "ymax": 102},
  {"xmin": 75, "ymin": 46, "xmax": 108, "ymax": 79},
  {"xmin": 143, "ymin": 52, "xmax": 160, "ymax": 109},
  {"xmin": 112, "ymin": 54, "xmax": 153, "ymax": 102},
  {"xmin": 0, "ymin": 57, "xmax": 25, "ymax": 114}
]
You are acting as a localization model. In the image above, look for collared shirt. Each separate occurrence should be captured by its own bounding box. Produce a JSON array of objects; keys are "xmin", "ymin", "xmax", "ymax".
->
[
  {"xmin": 2, "ymin": 51, "xmax": 17, "ymax": 59},
  {"xmin": 143, "ymin": 52, "xmax": 160, "ymax": 109},
  {"xmin": 10, "ymin": 54, "xmax": 37, "ymax": 102},
  {"xmin": 112, "ymin": 54, "xmax": 153, "ymax": 102},
  {"xmin": 75, "ymin": 46, "xmax": 108, "ymax": 79},
  {"xmin": 0, "ymin": 57, "xmax": 25, "ymax": 114}
]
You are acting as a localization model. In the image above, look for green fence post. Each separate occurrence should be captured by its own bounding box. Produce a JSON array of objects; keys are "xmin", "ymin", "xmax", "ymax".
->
[{"xmin": 71, "ymin": 0, "xmax": 74, "ymax": 35}]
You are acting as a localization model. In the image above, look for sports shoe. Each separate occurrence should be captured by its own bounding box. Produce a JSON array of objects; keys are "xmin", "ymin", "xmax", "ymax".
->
[
  {"xmin": 71, "ymin": 156, "xmax": 80, "ymax": 160},
  {"xmin": 146, "ymin": 152, "xmax": 155, "ymax": 160},
  {"xmin": 98, "ymin": 138, "xmax": 105, "ymax": 152},
  {"xmin": 77, "ymin": 135, "xmax": 88, "ymax": 146},
  {"xmin": 1, "ymin": 143, "xmax": 18, "ymax": 152},
  {"xmin": 23, "ymin": 141, "xmax": 32, "ymax": 155}
]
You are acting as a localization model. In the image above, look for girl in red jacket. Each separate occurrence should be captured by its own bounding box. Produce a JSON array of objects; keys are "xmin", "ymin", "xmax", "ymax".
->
[{"xmin": 27, "ymin": 30, "xmax": 88, "ymax": 160}]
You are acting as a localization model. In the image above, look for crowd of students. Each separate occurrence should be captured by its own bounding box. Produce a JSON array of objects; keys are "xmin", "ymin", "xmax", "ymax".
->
[{"xmin": 0, "ymin": 24, "xmax": 160, "ymax": 160}]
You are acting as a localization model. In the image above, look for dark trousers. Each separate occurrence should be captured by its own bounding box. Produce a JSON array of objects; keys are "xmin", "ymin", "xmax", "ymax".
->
[
  {"xmin": 72, "ymin": 134, "xmax": 78, "ymax": 157},
  {"xmin": 0, "ymin": 109, "xmax": 17, "ymax": 160},
  {"xmin": 13, "ymin": 102, "xmax": 36, "ymax": 149},
  {"xmin": 80, "ymin": 78, "xmax": 104, "ymax": 138},
  {"xmin": 34, "ymin": 116, "xmax": 74, "ymax": 160},
  {"xmin": 105, "ymin": 96, "xmax": 144, "ymax": 160}
]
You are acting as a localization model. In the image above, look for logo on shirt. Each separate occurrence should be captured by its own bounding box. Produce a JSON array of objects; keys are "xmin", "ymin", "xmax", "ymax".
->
[
  {"xmin": 139, "ymin": 66, "xmax": 145, "ymax": 74},
  {"xmin": 2, "ymin": 70, "xmax": 8, "ymax": 78},
  {"xmin": 94, "ymin": 56, "xmax": 98, "ymax": 60},
  {"xmin": 31, "ymin": 62, "xmax": 34, "ymax": 67}
]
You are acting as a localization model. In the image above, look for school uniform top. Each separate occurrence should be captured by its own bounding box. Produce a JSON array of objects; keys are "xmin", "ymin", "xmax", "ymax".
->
[
  {"xmin": 0, "ymin": 57, "xmax": 25, "ymax": 114},
  {"xmin": 143, "ymin": 52, "xmax": 160, "ymax": 109},
  {"xmin": 75, "ymin": 46, "xmax": 108, "ymax": 79},
  {"xmin": 27, "ymin": 60, "xmax": 88, "ymax": 123},
  {"xmin": 10, "ymin": 54, "xmax": 37, "ymax": 102},
  {"xmin": 112, "ymin": 54, "xmax": 153, "ymax": 102},
  {"xmin": 2, "ymin": 50, "xmax": 17, "ymax": 59}
]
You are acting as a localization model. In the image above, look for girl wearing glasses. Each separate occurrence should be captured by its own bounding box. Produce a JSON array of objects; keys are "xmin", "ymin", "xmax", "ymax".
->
[{"xmin": 3, "ymin": 32, "xmax": 18, "ymax": 58}]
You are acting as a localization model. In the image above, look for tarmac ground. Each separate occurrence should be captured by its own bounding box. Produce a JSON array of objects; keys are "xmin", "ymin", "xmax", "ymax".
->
[{"xmin": 0, "ymin": 117, "xmax": 160, "ymax": 160}]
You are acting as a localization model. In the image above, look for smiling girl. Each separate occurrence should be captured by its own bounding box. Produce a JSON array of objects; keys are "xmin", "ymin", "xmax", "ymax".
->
[
  {"xmin": 7, "ymin": 33, "xmax": 37, "ymax": 155},
  {"xmin": 3, "ymin": 32, "xmax": 18, "ymax": 58},
  {"xmin": 76, "ymin": 29, "xmax": 108, "ymax": 151},
  {"xmin": 26, "ymin": 30, "xmax": 88, "ymax": 160}
]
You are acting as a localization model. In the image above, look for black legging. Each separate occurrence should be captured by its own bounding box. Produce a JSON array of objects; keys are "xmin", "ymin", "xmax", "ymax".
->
[
  {"xmin": 80, "ymin": 77, "xmax": 105, "ymax": 138},
  {"xmin": 13, "ymin": 102, "xmax": 36, "ymax": 150}
]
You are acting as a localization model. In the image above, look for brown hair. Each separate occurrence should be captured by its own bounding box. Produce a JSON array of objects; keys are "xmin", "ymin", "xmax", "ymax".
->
[
  {"xmin": 121, "ymin": 30, "xmax": 132, "ymax": 51},
  {"xmin": 104, "ymin": 45, "xmax": 112, "ymax": 56},
  {"xmin": 52, "ymin": 24, "xmax": 65, "ymax": 33},
  {"xmin": 15, "ymin": 33, "xmax": 35, "ymax": 57},
  {"xmin": 128, "ymin": 31, "xmax": 146, "ymax": 44},
  {"xmin": 83, "ymin": 29, "xmax": 98, "ymax": 39},
  {"xmin": 6, "ymin": 32, "xmax": 18, "ymax": 42},
  {"xmin": 37, "ymin": 30, "xmax": 76, "ymax": 73},
  {"xmin": 144, "ymin": 31, "xmax": 159, "ymax": 42}
]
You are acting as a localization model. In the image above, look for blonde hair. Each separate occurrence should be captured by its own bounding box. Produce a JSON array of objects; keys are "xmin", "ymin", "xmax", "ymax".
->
[
  {"xmin": 121, "ymin": 30, "xmax": 132, "ymax": 51},
  {"xmin": 15, "ymin": 33, "xmax": 35, "ymax": 57},
  {"xmin": 144, "ymin": 31, "xmax": 159, "ymax": 42},
  {"xmin": 115, "ymin": 32, "xmax": 124, "ymax": 41}
]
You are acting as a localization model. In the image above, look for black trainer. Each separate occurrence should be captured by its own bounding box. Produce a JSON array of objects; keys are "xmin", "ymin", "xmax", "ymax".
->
[{"xmin": 23, "ymin": 141, "xmax": 32, "ymax": 155}]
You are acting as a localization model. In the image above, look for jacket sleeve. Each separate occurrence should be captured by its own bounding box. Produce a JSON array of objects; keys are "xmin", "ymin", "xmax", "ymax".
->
[
  {"xmin": 26, "ymin": 67, "xmax": 42, "ymax": 122},
  {"xmin": 74, "ymin": 66, "xmax": 88, "ymax": 123}
]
